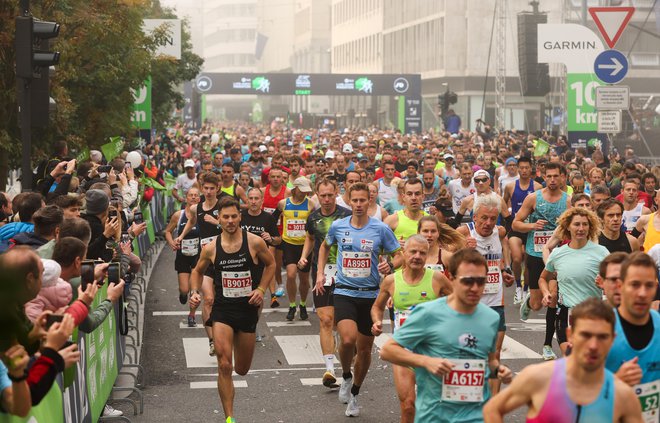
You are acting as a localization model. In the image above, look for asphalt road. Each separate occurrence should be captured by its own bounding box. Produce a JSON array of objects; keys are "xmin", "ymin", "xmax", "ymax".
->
[{"xmin": 131, "ymin": 248, "xmax": 555, "ymax": 422}]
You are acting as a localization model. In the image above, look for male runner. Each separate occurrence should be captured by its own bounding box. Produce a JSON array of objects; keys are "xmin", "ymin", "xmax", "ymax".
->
[
  {"xmin": 503, "ymin": 156, "xmax": 542, "ymax": 304},
  {"xmin": 274, "ymin": 177, "xmax": 316, "ymax": 321},
  {"xmin": 633, "ymin": 189, "xmax": 660, "ymax": 252},
  {"xmin": 385, "ymin": 178, "xmax": 427, "ymax": 244},
  {"xmin": 597, "ymin": 199, "xmax": 639, "ymax": 253},
  {"xmin": 298, "ymin": 178, "xmax": 351, "ymax": 387},
  {"xmin": 164, "ymin": 187, "xmax": 200, "ymax": 326},
  {"xmin": 622, "ymin": 177, "xmax": 651, "ymax": 233},
  {"xmin": 422, "ymin": 169, "xmax": 441, "ymax": 214},
  {"xmin": 596, "ymin": 252, "xmax": 627, "ymax": 308},
  {"xmin": 189, "ymin": 197, "xmax": 275, "ymax": 423},
  {"xmin": 315, "ymin": 182, "xmax": 401, "ymax": 417},
  {"xmin": 605, "ymin": 252, "xmax": 660, "ymax": 423},
  {"xmin": 448, "ymin": 163, "xmax": 475, "ymax": 218},
  {"xmin": 483, "ymin": 297, "xmax": 643, "ymax": 422},
  {"xmin": 380, "ymin": 248, "xmax": 513, "ymax": 422},
  {"xmin": 377, "ymin": 161, "xmax": 398, "ymax": 205},
  {"xmin": 262, "ymin": 167, "xmax": 290, "ymax": 297},
  {"xmin": 176, "ymin": 172, "xmax": 223, "ymax": 355},
  {"xmin": 371, "ymin": 235, "xmax": 452, "ymax": 423},
  {"xmin": 220, "ymin": 163, "xmax": 248, "ymax": 205},
  {"xmin": 496, "ymin": 157, "xmax": 519, "ymax": 195},
  {"xmin": 240, "ymin": 187, "xmax": 281, "ymax": 307},
  {"xmin": 456, "ymin": 170, "xmax": 510, "ymax": 223},
  {"xmin": 458, "ymin": 193, "xmax": 514, "ymax": 393},
  {"xmin": 334, "ymin": 170, "xmax": 361, "ymax": 210}
]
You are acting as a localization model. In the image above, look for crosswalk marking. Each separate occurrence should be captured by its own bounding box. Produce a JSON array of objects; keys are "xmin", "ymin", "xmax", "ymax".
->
[
  {"xmin": 275, "ymin": 335, "xmax": 339, "ymax": 365},
  {"xmin": 300, "ymin": 377, "xmax": 344, "ymax": 386},
  {"xmin": 179, "ymin": 322, "xmax": 203, "ymax": 329},
  {"xmin": 155, "ymin": 308, "xmax": 290, "ymax": 316},
  {"xmin": 501, "ymin": 336, "xmax": 542, "ymax": 359},
  {"xmin": 266, "ymin": 321, "xmax": 312, "ymax": 327},
  {"xmin": 190, "ymin": 381, "xmax": 247, "ymax": 389},
  {"xmin": 374, "ymin": 333, "xmax": 392, "ymax": 350},
  {"xmin": 183, "ymin": 337, "xmax": 219, "ymax": 368}
]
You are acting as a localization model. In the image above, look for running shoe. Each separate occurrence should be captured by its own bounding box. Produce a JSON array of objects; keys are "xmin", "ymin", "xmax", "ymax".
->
[
  {"xmin": 338, "ymin": 377, "xmax": 352, "ymax": 404},
  {"xmin": 225, "ymin": 417, "xmax": 235, "ymax": 423},
  {"xmin": 542, "ymin": 345, "xmax": 557, "ymax": 361},
  {"xmin": 345, "ymin": 394, "xmax": 360, "ymax": 417},
  {"xmin": 187, "ymin": 315, "xmax": 196, "ymax": 327},
  {"xmin": 299, "ymin": 305, "xmax": 309, "ymax": 320},
  {"xmin": 275, "ymin": 286, "xmax": 285, "ymax": 297},
  {"xmin": 103, "ymin": 404, "xmax": 123, "ymax": 417},
  {"xmin": 513, "ymin": 287, "xmax": 523, "ymax": 305},
  {"xmin": 286, "ymin": 306, "xmax": 296, "ymax": 321},
  {"xmin": 256, "ymin": 334, "xmax": 264, "ymax": 342},
  {"xmin": 209, "ymin": 341, "xmax": 216, "ymax": 357},
  {"xmin": 179, "ymin": 293, "xmax": 188, "ymax": 305},
  {"xmin": 322, "ymin": 370, "xmax": 338, "ymax": 388},
  {"xmin": 271, "ymin": 296, "xmax": 280, "ymax": 308},
  {"xmin": 519, "ymin": 292, "xmax": 531, "ymax": 321}
]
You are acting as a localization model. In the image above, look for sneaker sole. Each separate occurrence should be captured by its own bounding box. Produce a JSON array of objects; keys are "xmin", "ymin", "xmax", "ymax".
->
[{"xmin": 323, "ymin": 374, "xmax": 338, "ymax": 388}]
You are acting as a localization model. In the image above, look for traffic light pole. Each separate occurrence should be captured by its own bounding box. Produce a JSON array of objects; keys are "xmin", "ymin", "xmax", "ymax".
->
[{"xmin": 19, "ymin": 0, "xmax": 32, "ymax": 191}]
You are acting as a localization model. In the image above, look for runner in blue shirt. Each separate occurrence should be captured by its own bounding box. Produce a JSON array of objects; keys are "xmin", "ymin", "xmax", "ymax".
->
[{"xmin": 315, "ymin": 182, "xmax": 401, "ymax": 417}]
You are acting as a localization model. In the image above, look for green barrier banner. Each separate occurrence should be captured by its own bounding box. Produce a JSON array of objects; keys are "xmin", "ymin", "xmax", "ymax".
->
[
  {"xmin": 100, "ymin": 136, "xmax": 125, "ymax": 161},
  {"xmin": 142, "ymin": 205, "xmax": 156, "ymax": 244}
]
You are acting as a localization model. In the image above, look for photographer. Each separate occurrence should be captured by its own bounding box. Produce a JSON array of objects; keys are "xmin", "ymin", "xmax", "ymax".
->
[
  {"xmin": 81, "ymin": 189, "xmax": 118, "ymax": 262},
  {"xmin": 36, "ymin": 159, "xmax": 77, "ymax": 200}
]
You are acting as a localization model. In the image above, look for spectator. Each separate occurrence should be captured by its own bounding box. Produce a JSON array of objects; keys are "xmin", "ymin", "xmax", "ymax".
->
[
  {"xmin": 10, "ymin": 205, "xmax": 64, "ymax": 250},
  {"xmin": 81, "ymin": 189, "xmax": 117, "ymax": 262},
  {"xmin": 48, "ymin": 194, "xmax": 83, "ymax": 219},
  {"xmin": 444, "ymin": 109, "xmax": 461, "ymax": 134},
  {"xmin": 0, "ymin": 193, "xmax": 44, "ymax": 251}
]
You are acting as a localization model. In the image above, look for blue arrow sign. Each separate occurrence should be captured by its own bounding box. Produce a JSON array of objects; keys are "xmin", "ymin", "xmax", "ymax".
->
[{"xmin": 594, "ymin": 50, "xmax": 628, "ymax": 84}]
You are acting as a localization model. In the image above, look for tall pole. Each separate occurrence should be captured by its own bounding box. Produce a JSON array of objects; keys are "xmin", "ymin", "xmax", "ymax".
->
[{"xmin": 19, "ymin": 0, "xmax": 32, "ymax": 191}]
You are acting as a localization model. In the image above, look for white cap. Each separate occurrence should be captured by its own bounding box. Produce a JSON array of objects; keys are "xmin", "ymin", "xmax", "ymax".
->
[
  {"xmin": 443, "ymin": 153, "xmax": 454, "ymax": 160},
  {"xmin": 342, "ymin": 143, "xmax": 353, "ymax": 153},
  {"xmin": 184, "ymin": 159, "xmax": 195, "ymax": 168},
  {"xmin": 265, "ymin": 136, "xmax": 272, "ymax": 142},
  {"xmin": 357, "ymin": 136, "xmax": 366, "ymax": 143},
  {"xmin": 258, "ymin": 145, "xmax": 268, "ymax": 152},
  {"xmin": 325, "ymin": 150, "xmax": 335, "ymax": 159},
  {"xmin": 41, "ymin": 259, "xmax": 62, "ymax": 287},
  {"xmin": 473, "ymin": 169, "xmax": 490, "ymax": 180},
  {"xmin": 293, "ymin": 177, "xmax": 313, "ymax": 193}
]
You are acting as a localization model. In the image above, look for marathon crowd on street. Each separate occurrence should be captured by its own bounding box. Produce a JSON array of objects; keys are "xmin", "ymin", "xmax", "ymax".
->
[{"xmin": 1, "ymin": 120, "xmax": 659, "ymax": 423}]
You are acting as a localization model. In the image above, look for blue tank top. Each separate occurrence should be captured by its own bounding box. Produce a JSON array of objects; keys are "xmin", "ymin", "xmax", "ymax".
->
[
  {"xmin": 527, "ymin": 358, "xmax": 614, "ymax": 423},
  {"xmin": 525, "ymin": 190, "xmax": 568, "ymax": 258},
  {"xmin": 511, "ymin": 179, "xmax": 536, "ymax": 216}
]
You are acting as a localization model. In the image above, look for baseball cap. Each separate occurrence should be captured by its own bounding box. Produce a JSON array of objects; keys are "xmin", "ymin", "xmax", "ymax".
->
[
  {"xmin": 258, "ymin": 145, "xmax": 268, "ymax": 152},
  {"xmin": 304, "ymin": 135, "xmax": 312, "ymax": 141},
  {"xmin": 357, "ymin": 135, "xmax": 366, "ymax": 143},
  {"xmin": 505, "ymin": 157, "xmax": 518, "ymax": 166},
  {"xmin": 325, "ymin": 150, "xmax": 335, "ymax": 159},
  {"xmin": 342, "ymin": 143, "xmax": 353, "ymax": 153},
  {"xmin": 265, "ymin": 136, "xmax": 272, "ymax": 142},
  {"xmin": 474, "ymin": 169, "xmax": 490, "ymax": 180},
  {"xmin": 184, "ymin": 159, "xmax": 195, "ymax": 168},
  {"xmin": 443, "ymin": 153, "xmax": 455, "ymax": 160},
  {"xmin": 293, "ymin": 177, "xmax": 313, "ymax": 193}
]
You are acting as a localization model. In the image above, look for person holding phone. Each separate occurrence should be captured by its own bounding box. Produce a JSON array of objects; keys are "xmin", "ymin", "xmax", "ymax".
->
[{"xmin": 81, "ymin": 189, "xmax": 118, "ymax": 262}]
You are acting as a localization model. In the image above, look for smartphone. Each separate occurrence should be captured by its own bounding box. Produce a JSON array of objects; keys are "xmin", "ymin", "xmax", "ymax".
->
[
  {"xmin": 80, "ymin": 260, "xmax": 96, "ymax": 290},
  {"xmin": 107, "ymin": 262, "xmax": 120, "ymax": 284},
  {"xmin": 45, "ymin": 314, "xmax": 63, "ymax": 330},
  {"xmin": 133, "ymin": 211, "xmax": 143, "ymax": 225},
  {"xmin": 98, "ymin": 165, "xmax": 113, "ymax": 173},
  {"xmin": 108, "ymin": 209, "xmax": 118, "ymax": 219}
]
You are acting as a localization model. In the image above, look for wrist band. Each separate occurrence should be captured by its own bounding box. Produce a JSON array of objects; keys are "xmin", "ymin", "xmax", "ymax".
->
[
  {"xmin": 8, "ymin": 370, "xmax": 28, "ymax": 383},
  {"xmin": 256, "ymin": 287, "xmax": 265, "ymax": 295}
]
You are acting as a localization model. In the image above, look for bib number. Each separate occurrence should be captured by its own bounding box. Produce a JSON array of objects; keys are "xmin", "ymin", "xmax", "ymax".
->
[
  {"xmin": 485, "ymin": 260, "xmax": 501, "ymax": 295},
  {"xmin": 425, "ymin": 263, "xmax": 444, "ymax": 272},
  {"xmin": 442, "ymin": 359, "xmax": 486, "ymax": 403},
  {"xmin": 341, "ymin": 252, "xmax": 371, "ymax": 278},
  {"xmin": 533, "ymin": 230, "xmax": 553, "ymax": 253},
  {"xmin": 221, "ymin": 271, "xmax": 253, "ymax": 298},
  {"xmin": 635, "ymin": 380, "xmax": 659, "ymax": 423},
  {"xmin": 324, "ymin": 264, "xmax": 337, "ymax": 287},
  {"xmin": 393, "ymin": 309, "xmax": 411, "ymax": 331},
  {"xmin": 200, "ymin": 236, "xmax": 217, "ymax": 248},
  {"xmin": 181, "ymin": 238, "xmax": 199, "ymax": 256},
  {"xmin": 286, "ymin": 219, "xmax": 306, "ymax": 238}
]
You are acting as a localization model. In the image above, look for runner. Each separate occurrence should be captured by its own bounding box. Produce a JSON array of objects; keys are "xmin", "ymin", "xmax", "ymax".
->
[
  {"xmin": 496, "ymin": 157, "xmax": 519, "ymax": 195},
  {"xmin": 367, "ymin": 183, "xmax": 388, "ymax": 221},
  {"xmin": 220, "ymin": 163, "xmax": 248, "ymax": 205},
  {"xmin": 483, "ymin": 298, "xmax": 643, "ymax": 422},
  {"xmin": 458, "ymin": 192, "xmax": 514, "ymax": 393},
  {"xmin": 189, "ymin": 197, "xmax": 276, "ymax": 423},
  {"xmin": 596, "ymin": 252, "xmax": 627, "ymax": 308},
  {"xmin": 274, "ymin": 177, "xmax": 316, "ymax": 321},
  {"xmin": 335, "ymin": 171, "xmax": 361, "ymax": 209},
  {"xmin": 447, "ymin": 163, "xmax": 475, "ymax": 219},
  {"xmin": 539, "ymin": 207, "xmax": 609, "ymax": 355},
  {"xmin": 422, "ymin": 169, "xmax": 441, "ymax": 214},
  {"xmin": 370, "ymin": 235, "xmax": 452, "ymax": 423},
  {"xmin": 456, "ymin": 170, "xmax": 510, "ymax": 224},
  {"xmin": 164, "ymin": 187, "xmax": 201, "ymax": 327},
  {"xmin": 261, "ymin": 167, "xmax": 290, "ymax": 298},
  {"xmin": 240, "ymin": 187, "xmax": 282, "ymax": 307},
  {"xmin": 380, "ymin": 248, "xmax": 513, "ymax": 422},
  {"xmin": 503, "ymin": 156, "xmax": 542, "ymax": 304},
  {"xmin": 175, "ymin": 172, "xmax": 222, "ymax": 355},
  {"xmin": 621, "ymin": 177, "xmax": 651, "ymax": 233},
  {"xmin": 315, "ymin": 182, "xmax": 401, "ymax": 417},
  {"xmin": 172, "ymin": 159, "xmax": 197, "ymax": 204},
  {"xmin": 513, "ymin": 163, "xmax": 570, "ymax": 322},
  {"xmin": 633, "ymin": 189, "xmax": 660, "ymax": 252},
  {"xmin": 605, "ymin": 252, "xmax": 660, "ymax": 423},
  {"xmin": 596, "ymin": 199, "xmax": 639, "ymax": 253},
  {"xmin": 385, "ymin": 178, "xmax": 427, "ymax": 245},
  {"xmin": 418, "ymin": 215, "xmax": 465, "ymax": 273},
  {"xmin": 376, "ymin": 160, "xmax": 398, "ymax": 205},
  {"xmin": 297, "ymin": 178, "xmax": 351, "ymax": 387}
]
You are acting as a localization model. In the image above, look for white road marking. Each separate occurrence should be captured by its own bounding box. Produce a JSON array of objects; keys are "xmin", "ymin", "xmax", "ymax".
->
[
  {"xmin": 183, "ymin": 338, "xmax": 221, "ymax": 368},
  {"xmin": 266, "ymin": 321, "xmax": 312, "ymax": 327},
  {"xmin": 373, "ymin": 333, "xmax": 392, "ymax": 350},
  {"xmin": 275, "ymin": 335, "xmax": 339, "ymax": 365},
  {"xmin": 501, "ymin": 336, "xmax": 542, "ymax": 359},
  {"xmin": 179, "ymin": 322, "xmax": 203, "ymax": 329},
  {"xmin": 300, "ymin": 377, "xmax": 344, "ymax": 386},
  {"xmin": 190, "ymin": 380, "xmax": 247, "ymax": 389},
  {"xmin": 154, "ymin": 308, "xmax": 289, "ymax": 316}
]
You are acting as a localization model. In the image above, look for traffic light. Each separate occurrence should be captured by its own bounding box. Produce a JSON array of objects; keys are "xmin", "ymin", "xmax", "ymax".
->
[{"xmin": 15, "ymin": 16, "xmax": 60, "ymax": 79}]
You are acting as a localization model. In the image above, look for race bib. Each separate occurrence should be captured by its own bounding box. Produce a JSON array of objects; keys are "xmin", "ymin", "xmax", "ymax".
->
[
  {"xmin": 485, "ymin": 260, "xmax": 501, "ymax": 295},
  {"xmin": 442, "ymin": 359, "xmax": 486, "ymax": 403},
  {"xmin": 533, "ymin": 230, "xmax": 553, "ymax": 253},
  {"xmin": 426, "ymin": 263, "xmax": 445, "ymax": 272},
  {"xmin": 286, "ymin": 219, "xmax": 306, "ymax": 238},
  {"xmin": 635, "ymin": 380, "xmax": 659, "ymax": 423},
  {"xmin": 324, "ymin": 264, "xmax": 337, "ymax": 287},
  {"xmin": 181, "ymin": 238, "xmax": 199, "ymax": 256},
  {"xmin": 200, "ymin": 236, "xmax": 217, "ymax": 248},
  {"xmin": 393, "ymin": 309, "xmax": 411, "ymax": 331},
  {"xmin": 221, "ymin": 270, "xmax": 253, "ymax": 298},
  {"xmin": 341, "ymin": 252, "xmax": 371, "ymax": 278},
  {"xmin": 263, "ymin": 207, "xmax": 275, "ymax": 215}
]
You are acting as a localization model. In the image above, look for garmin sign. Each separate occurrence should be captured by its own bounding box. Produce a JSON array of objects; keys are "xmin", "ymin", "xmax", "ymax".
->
[{"xmin": 193, "ymin": 73, "xmax": 421, "ymax": 97}]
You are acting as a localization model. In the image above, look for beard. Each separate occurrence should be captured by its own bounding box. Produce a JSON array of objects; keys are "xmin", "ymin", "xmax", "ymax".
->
[{"xmin": 424, "ymin": 183, "xmax": 434, "ymax": 189}]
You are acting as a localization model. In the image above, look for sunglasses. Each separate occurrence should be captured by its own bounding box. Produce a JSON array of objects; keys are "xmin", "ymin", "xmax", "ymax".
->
[
  {"xmin": 458, "ymin": 276, "xmax": 487, "ymax": 287},
  {"xmin": 474, "ymin": 178, "xmax": 489, "ymax": 184}
]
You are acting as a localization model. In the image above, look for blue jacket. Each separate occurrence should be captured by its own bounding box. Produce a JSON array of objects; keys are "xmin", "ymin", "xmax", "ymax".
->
[{"xmin": 0, "ymin": 222, "xmax": 34, "ymax": 252}]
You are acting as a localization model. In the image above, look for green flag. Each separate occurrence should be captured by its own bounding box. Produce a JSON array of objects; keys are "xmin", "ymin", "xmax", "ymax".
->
[
  {"xmin": 533, "ymin": 139, "xmax": 549, "ymax": 157},
  {"xmin": 101, "ymin": 137, "xmax": 125, "ymax": 161},
  {"xmin": 75, "ymin": 147, "xmax": 90, "ymax": 163},
  {"xmin": 163, "ymin": 172, "xmax": 176, "ymax": 191},
  {"xmin": 140, "ymin": 175, "xmax": 166, "ymax": 191}
]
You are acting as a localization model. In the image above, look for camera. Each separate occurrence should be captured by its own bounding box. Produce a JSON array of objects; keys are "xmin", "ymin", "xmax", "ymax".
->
[
  {"xmin": 98, "ymin": 165, "xmax": 113, "ymax": 173},
  {"xmin": 45, "ymin": 314, "xmax": 63, "ymax": 330},
  {"xmin": 107, "ymin": 262, "xmax": 120, "ymax": 284},
  {"xmin": 133, "ymin": 211, "xmax": 143, "ymax": 225}
]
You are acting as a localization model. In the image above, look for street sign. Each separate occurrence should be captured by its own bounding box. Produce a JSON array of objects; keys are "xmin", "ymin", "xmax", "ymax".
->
[
  {"xmin": 594, "ymin": 49, "xmax": 628, "ymax": 84},
  {"xmin": 588, "ymin": 7, "xmax": 635, "ymax": 49},
  {"xmin": 596, "ymin": 86, "xmax": 630, "ymax": 110},
  {"xmin": 597, "ymin": 110, "xmax": 622, "ymax": 133}
]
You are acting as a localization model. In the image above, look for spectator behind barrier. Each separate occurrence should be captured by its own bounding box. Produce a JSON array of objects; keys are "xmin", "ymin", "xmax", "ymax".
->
[
  {"xmin": 0, "ymin": 193, "xmax": 44, "ymax": 247},
  {"xmin": 11, "ymin": 205, "xmax": 64, "ymax": 250}
]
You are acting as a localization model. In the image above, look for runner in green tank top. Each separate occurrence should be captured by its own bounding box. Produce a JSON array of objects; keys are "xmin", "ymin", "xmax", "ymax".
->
[
  {"xmin": 385, "ymin": 179, "xmax": 428, "ymax": 247},
  {"xmin": 371, "ymin": 235, "xmax": 452, "ymax": 423}
]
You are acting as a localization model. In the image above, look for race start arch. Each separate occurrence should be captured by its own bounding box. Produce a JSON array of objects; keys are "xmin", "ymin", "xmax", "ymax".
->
[{"xmin": 191, "ymin": 73, "xmax": 422, "ymax": 133}]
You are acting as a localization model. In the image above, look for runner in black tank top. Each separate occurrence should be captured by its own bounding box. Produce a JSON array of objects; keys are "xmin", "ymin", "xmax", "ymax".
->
[{"xmin": 599, "ymin": 229, "xmax": 632, "ymax": 253}]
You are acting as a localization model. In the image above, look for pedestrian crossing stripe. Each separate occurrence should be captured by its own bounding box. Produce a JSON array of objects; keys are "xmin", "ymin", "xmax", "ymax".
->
[
  {"xmin": 190, "ymin": 381, "xmax": 247, "ymax": 389},
  {"xmin": 275, "ymin": 335, "xmax": 340, "ymax": 365},
  {"xmin": 300, "ymin": 377, "xmax": 344, "ymax": 386}
]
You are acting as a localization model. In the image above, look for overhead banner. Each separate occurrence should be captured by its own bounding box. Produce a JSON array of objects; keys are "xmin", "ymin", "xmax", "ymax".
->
[
  {"xmin": 143, "ymin": 19, "xmax": 182, "ymax": 59},
  {"xmin": 194, "ymin": 73, "xmax": 422, "ymax": 97}
]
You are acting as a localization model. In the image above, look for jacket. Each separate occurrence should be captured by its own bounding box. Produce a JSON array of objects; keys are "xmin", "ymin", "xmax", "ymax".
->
[
  {"xmin": 81, "ymin": 213, "xmax": 112, "ymax": 262},
  {"xmin": 10, "ymin": 232, "xmax": 49, "ymax": 249},
  {"xmin": 24, "ymin": 280, "xmax": 73, "ymax": 322},
  {"xmin": 0, "ymin": 222, "xmax": 34, "ymax": 252}
]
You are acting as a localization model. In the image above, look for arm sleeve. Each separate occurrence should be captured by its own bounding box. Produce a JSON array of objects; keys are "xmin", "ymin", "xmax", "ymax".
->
[
  {"xmin": 86, "ymin": 234, "xmax": 110, "ymax": 261},
  {"xmin": 64, "ymin": 300, "xmax": 90, "ymax": 326},
  {"xmin": 77, "ymin": 301, "xmax": 113, "ymax": 333},
  {"xmin": 27, "ymin": 347, "xmax": 64, "ymax": 406},
  {"xmin": 23, "ymin": 298, "xmax": 45, "ymax": 323},
  {"xmin": 36, "ymin": 175, "xmax": 56, "ymax": 198},
  {"xmin": 122, "ymin": 180, "xmax": 139, "ymax": 208},
  {"xmin": 52, "ymin": 174, "xmax": 72, "ymax": 197}
]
